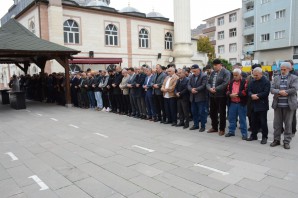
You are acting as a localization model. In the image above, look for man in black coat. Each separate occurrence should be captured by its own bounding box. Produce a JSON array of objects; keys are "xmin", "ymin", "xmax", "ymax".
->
[
  {"xmin": 175, "ymin": 69, "xmax": 190, "ymax": 129},
  {"xmin": 112, "ymin": 66, "xmax": 123, "ymax": 113},
  {"xmin": 134, "ymin": 66, "xmax": 147, "ymax": 119},
  {"xmin": 247, "ymin": 67, "xmax": 271, "ymax": 144}
]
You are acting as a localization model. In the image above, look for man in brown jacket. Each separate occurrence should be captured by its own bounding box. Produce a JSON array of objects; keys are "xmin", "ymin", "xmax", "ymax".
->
[{"xmin": 161, "ymin": 67, "xmax": 179, "ymax": 126}]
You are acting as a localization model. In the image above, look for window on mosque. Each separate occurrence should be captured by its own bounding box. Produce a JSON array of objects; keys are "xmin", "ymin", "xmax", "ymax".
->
[
  {"xmin": 105, "ymin": 24, "xmax": 118, "ymax": 46},
  {"xmin": 139, "ymin": 28, "xmax": 149, "ymax": 48},
  {"xmin": 63, "ymin": 20, "xmax": 80, "ymax": 44},
  {"xmin": 29, "ymin": 21, "xmax": 35, "ymax": 34},
  {"xmin": 165, "ymin": 32, "xmax": 173, "ymax": 50}
]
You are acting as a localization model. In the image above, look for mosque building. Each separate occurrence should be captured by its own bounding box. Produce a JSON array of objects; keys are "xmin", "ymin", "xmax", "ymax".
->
[{"xmin": 0, "ymin": 0, "xmax": 207, "ymax": 86}]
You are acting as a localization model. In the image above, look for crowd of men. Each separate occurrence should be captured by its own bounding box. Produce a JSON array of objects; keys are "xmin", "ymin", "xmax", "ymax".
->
[{"xmin": 10, "ymin": 59, "xmax": 298, "ymax": 149}]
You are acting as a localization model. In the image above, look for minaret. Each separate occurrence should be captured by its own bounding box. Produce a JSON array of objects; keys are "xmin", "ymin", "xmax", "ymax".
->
[{"xmin": 172, "ymin": 0, "xmax": 194, "ymax": 68}]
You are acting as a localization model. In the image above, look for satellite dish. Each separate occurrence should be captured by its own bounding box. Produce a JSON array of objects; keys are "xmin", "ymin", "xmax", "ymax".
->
[{"xmin": 168, "ymin": 57, "xmax": 174, "ymax": 63}]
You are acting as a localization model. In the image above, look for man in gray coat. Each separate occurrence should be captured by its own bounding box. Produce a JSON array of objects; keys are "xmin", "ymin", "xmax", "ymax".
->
[
  {"xmin": 270, "ymin": 62, "xmax": 298, "ymax": 149},
  {"xmin": 206, "ymin": 59, "xmax": 231, "ymax": 136},
  {"xmin": 152, "ymin": 64, "xmax": 167, "ymax": 122}
]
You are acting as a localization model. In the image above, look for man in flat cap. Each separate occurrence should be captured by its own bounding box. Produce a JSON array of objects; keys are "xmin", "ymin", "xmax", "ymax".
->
[
  {"xmin": 206, "ymin": 59, "xmax": 231, "ymax": 136},
  {"xmin": 270, "ymin": 62, "xmax": 298, "ymax": 149}
]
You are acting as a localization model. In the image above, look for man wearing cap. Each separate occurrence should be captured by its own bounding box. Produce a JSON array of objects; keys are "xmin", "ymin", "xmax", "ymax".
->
[
  {"xmin": 206, "ymin": 59, "xmax": 231, "ymax": 136},
  {"xmin": 270, "ymin": 62, "xmax": 298, "ymax": 149},
  {"xmin": 187, "ymin": 64, "xmax": 208, "ymax": 131}
]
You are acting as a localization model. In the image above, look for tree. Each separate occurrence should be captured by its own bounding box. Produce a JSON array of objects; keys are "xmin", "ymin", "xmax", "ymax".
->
[
  {"xmin": 197, "ymin": 36, "xmax": 215, "ymax": 61},
  {"xmin": 220, "ymin": 59, "xmax": 233, "ymax": 71}
]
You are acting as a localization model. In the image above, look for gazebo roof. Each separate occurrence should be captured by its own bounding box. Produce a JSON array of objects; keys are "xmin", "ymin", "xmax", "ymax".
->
[{"xmin": 0, "ymin": 19, "xmax": 80, "ymax": 64}]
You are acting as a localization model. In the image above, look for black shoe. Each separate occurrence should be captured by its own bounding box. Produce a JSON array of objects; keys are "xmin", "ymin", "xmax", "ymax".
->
[
  {"xmin": 261, "ymin": 138, "xmax": 267, "ymax": 144},
  {"xmin": 154, "ymin": 118, "xmax": 159, "ymax": 122},
  {"xmin": 160, "ymin": 120, "xmax": 164, "ymax": 124},
  {"xmin": 164, "ymin": 121, "xmax": 171, "ymax": 124},
  {"xmin": 225, "ymin": 133, "xmax": 235, "ymax": 137},
  {"xmin": 189, "ymin": 126, "xmax": 199, "ymax": 130},
  {"xmin": 171, "ymin": 123, "xmax": 177, "ymax": 126},
  {"xmin": 242, "ymin": 136, "xmax": 247, "ymax": 140},
  {"xmin": 247, "ymin": 136, "xmax": 257, "ymax": 141},
  {"xmin": 176, "ymin": 122, "xmax": 184, "ymax": 127},
  {"xmin": 248, "ymin": 127, "xmax": 251, "ymax": 132},
  {"xmin": 270, "ymin": 140, "xmax": 280, "ymax": 147},
  {"xmin": 284, "ymin": 143, "xmax": 290, "ymax": 149},
  {"xmin": 199, "ymin": 128, "xmax": 205, "ymax": 132},
  {"xmin": 183, "ymin": 124, "xmax": 189, "ymax": 129}
]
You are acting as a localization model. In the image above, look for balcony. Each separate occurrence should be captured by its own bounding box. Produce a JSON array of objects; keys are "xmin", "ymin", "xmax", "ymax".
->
[
  {"xmin": 243, "ymin": 8, "xmax": 255, "ymax": 18},
  {"xmin": 202, "ymin": 26, "xmax": 216, "ymax": 34},
  {"xmin": 243, "ymin": 42, "xmax": 255, "ymax": 53},
  {"xmin": 243, "ymin": 25, "xmax": 255, "ymax": 35},
  {"xmin": 210, "ymin": 40, "xmax": 216, "ymax": 45}
]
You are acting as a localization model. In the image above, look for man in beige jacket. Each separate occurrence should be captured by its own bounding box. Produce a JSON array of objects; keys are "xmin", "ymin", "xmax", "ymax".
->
[
  {"xmin": 161, "ymin": 67, "xmax": 179, "ymax": 126},
  {"xmin": 119, "ymin": 69, "xmax": 130, "ymax": 115}
]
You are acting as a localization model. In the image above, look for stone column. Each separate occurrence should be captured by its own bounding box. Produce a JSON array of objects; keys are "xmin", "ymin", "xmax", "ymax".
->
[{"xmin": 172, "ymin": 0, "xmax": 194, "ymax": 68}]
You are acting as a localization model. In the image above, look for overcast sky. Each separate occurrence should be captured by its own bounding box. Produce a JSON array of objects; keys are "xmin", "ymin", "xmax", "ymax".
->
[{"xmin": 0, "ymin": 0, "xmax": 242, "ymax": 28}]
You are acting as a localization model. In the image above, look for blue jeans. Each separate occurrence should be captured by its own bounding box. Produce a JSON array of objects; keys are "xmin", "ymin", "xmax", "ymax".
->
[
  {"xmin": 94, "ymin": 91, "xmax": 103, "ymax": 108},
  {"xmin": 191, "ymin": 101, "xmax": 208, "ymax": 128},
  {"xmin": 87, "ymin": 91, "xmax": 96, "ymax": 108},
  {"xmin": 228, "ymin": 103, "xmax": 247, "ymax": 137}
]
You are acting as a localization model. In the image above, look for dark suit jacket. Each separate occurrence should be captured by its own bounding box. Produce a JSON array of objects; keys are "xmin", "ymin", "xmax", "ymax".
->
[
  {"xmin": 206, "ymin": 68, "xmax": 230, "ymax": 97},
  {"xmin": 152, "ymin": 72, "xmax": 166, "ymax": 95},
  {"xmin": 175, "ymin": 77, "xmax": 190, "ymax": 101},
  {"xmin": 134, "ymin": 73, "xmax": 146, "ymax": 97},
  {"xmin": 127, "ymin": 73, "xmax": 137, "ymax": 95},
  {"xmin": 187, "ymin": 72, "xmax": 207, "ymax": 102},
  {"xmin": 143, "ymin": 75, "xmax": 154, "ymax": 91},
  {"xmin": 112, "ymin": 72, "xmax": 123, "ymax": 95},
  {"xmin": 248, "ymin": 76, "xmax": 270, "ymax": 112}
]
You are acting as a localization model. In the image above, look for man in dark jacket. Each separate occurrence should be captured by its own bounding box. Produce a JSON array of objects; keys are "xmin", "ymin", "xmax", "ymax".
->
[
  {"xmin": 247, "ymin": 67, "xmax": 271, "ymax": 144},
  {"xmin": 175, "ymin": 69, "xmax": 190, "ymax": 129},
  {"xmin": 112, "ymin": 66, "xmax": 123, "ymax": 113},
  {"xmin": 206, "ymin": 59, "xmax": 231, "ymax": 136},
  {"xmin": 188, "ymin": 65, "xmax": 208, "ymax": 131},
  {"xmin": 134, "ymin": 66, "xmax": 147, "ymax": 119}
]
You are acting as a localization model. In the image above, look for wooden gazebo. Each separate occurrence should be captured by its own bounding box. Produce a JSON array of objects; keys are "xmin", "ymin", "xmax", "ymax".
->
[{"xmin": 0, "ymin": 19, "xmax": 80, "ymax": 106}]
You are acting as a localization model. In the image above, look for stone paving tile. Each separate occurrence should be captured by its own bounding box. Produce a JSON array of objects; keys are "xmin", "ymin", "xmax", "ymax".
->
[
  {"xmin": 0, "ymin": 178, "xmax": 23, "ymax": 198},
  {"xmin": 200, "ymin": 159, "xmax": 234, "ymax": 172},
  {"xmin": 127, "ymin": 190, "xmax": 161, "ymax": 198},
  {"xmin": 265, "ymin": 169, "xmax": 288, "ymax": 179},
  {"xmin": 129, "ymin": 175, "xmax": 170, "ymax": 194},
  {"xmin": 107, "ymin": 155, "xmax": 138, "ymax": 167},
  {"xmin": 35, "ymin": 151, "xmax": 74, "ymax": 171},
  {"xmin": 0, "ymin": 166, "xmax": 11, "ymax": 181},
  {"xmin": 196, "ymin": 189, "xmax": 234, "ymax": 198},
  {"xmin": 169, "ymin": 167, "xmax": 229, "ymax": 191},
  {"xmin": 116, "ymin": 149, "xmax": 160, "ymax": 165},
  {"xmin": 49, "ymin": 147, "xmax": 89, "ymax": 166},
  {"xmin": 146, "ymin": 152, "xmax": 179, "ymax": 163},
  {"xmin": 236, "ymin": 178, "xmax": 270, "ymax": 194},
  {"xmin": 7, "ymin": 165, "xmax": 35, "ymax": 187},
  {"xmin": 57, "ymin": 167, "xmax": 90, "ymax": 183},
  {"xmin": 158, "ymin": 187, "xmax": 196, "ymax": 198},
  {"xmin": 21, "ymin": 183, "xmax": 59, "ymax": 198},
  {"xmin": 8, "ymin": 192, "xmax": 27, "ymax": 198},
  {"xmin": 261, "ymin": 176, "xmax": 298, "ymax": 193},
  {"xmin": 260, "ymin": 156, "xmax": 298, "ymax": 172},
  {"xmin": 77, "ymin": 162, "xmax": 141, "ymax": 196},
  {"xmin": 151, "ymin": 162, "xmax": 178, "ymax": 172},
  {"xmin": 81, "ymin": 144, "xmax": 117, "ymax": 158},
  {"xmin": 55, "ymin": 185, "xmax": 92, "ymax": 198},
  {"xmin": 130, "ymin": 163, "xmax": 163, "ymax": 177},
  {"xmin": 74, "ymin": 177, "xmax": 117, "ymax": 198},
  {"xmin": 221, "ymin": 185, "xmax": 262, "ymax": 198},
  {"xmin": 154, "ymin": 173, "xmax": 206, "ymax": 195},
  {"xmin": 262, "ymin": 186, "xmax": 298, "ymax": 198},
  {"xmin": 101, "ymin": 162, "xmax": 141, "ymax": 180},
  {"xmin": 36, "ymin": 169, "xmax": 72, "ymax": 191}
]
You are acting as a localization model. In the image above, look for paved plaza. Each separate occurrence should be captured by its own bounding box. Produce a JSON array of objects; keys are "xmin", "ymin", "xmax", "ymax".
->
[{"xmin": 0, "ymin": 98, "xmax": 298, "ymax": 198}]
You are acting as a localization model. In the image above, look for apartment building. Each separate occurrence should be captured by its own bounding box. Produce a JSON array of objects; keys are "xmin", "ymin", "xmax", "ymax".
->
[
  {"xmin": 243, "ymin": 0, "xmax": 298, "ymax": 65},
  {"xmin": 203, "ymin": 9, "xmax": 243, "ymax": 65}
]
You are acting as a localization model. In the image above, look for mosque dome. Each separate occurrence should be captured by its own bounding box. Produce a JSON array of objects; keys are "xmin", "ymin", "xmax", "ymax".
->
[
  {"xmin": 120, "ymin": 6, "xmax": 140, "ymax": 13},
  {"xmin": 147, "ymin": 10, "xmax": 169, "ymax": 21},
  {"xmin": 87, "ymin": 0, "xmax": 109, "ymax": 7}
]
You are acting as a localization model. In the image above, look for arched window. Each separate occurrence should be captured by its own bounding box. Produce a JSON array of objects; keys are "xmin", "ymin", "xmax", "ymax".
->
[
  {"xmin": 29, "ymin": 21, "xmax": 35, "ymax": 34},
  {"xmin": 105, "ymin": 24, "xmax": 118, "ymax": 46},
  {"xmin": 165, "ymin": 32, "xmax": 173, "ymax": 50},
  {"xmin": 63, "ymin": 20, "xmax": 80, "ymax": 44},
  {"xmin": 139, "ymin": 28, "xmax": 149, "ymax": 48}
]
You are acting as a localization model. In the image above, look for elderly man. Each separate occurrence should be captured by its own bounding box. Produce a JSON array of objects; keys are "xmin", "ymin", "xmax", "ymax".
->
[
  {"xmin": 143, "ymin": 68, "xmax": 156, "ymax": 120},
  {"xmin": 247, "ymin": 67, "xmax": 271, "ymax": 144},
  {"xmin": 226, "ymin": 68, "xmax": 248, "ymax": 140},
  {"xmin": 270, "ymin": 62, "xmax": 298, "ymax": 149},
  {"xmin": 206, "ymin": 59, "xmax": 231, "ymax": 136},
  {"xmin": 175, "ymin": 69, "xmax": 190, "ymax": 129},
  {"xmin": 127, "ymin": 67, "xmax": 138, "ymax": 117},
  {"xmin": 161, "ymin": 67, "xmax": 179, "ymax": 125},
  {"xmin": 119, "ymin": 69, "xmax": 130, "ymax": 115},
  {"xmin": 187, "ymin": 64, "xmax": 208, "ymax": 131}
]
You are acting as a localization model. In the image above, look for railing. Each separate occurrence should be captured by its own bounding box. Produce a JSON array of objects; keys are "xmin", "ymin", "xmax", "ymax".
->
[
  {"xmin": 1, "ymin": 0, "xmax": 34, "ymax": 25},
  {"xmin": 244, "ymin": 42, "xmax": 254, "ymax": 46},
  {"xmin": 244, "ymin": 25, "xmax": 254, "ymax": 29}
]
